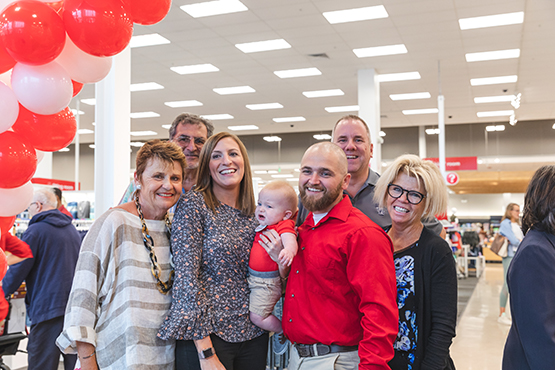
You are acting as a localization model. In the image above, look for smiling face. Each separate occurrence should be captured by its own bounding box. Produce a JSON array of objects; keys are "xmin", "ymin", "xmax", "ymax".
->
[
  {"xmin": 170, "ymin": 122, "xmax": 208, "ymax": 170},
  {"xmin": 136, "ymin": 158, "xmax": 183, "ymax": 220},
  {"xmin": 386, "ymin": 172, "xmax": 426, "ymax": 228},
  {"xmin": 333, "ymin": 118, "xmax": 373, "ymax": 176},
  {"xmin": 209, "ymin": 137, "xmax": 245, "ymax": 194},
  {"xmin": 255, "ymin": 188, "xmax": 293, "ymax": 226}
]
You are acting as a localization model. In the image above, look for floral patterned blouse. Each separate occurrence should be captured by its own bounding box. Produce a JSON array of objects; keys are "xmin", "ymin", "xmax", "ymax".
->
[{"xmin": 158, "ymin": 190, "xmax": 264, "ymax": 343}]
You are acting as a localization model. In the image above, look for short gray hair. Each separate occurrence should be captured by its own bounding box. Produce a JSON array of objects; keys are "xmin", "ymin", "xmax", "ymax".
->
[
  {"xmin": 34, "ymin": 189, "xmax": 58, "ymax": 209},
  {"xmin": 168, "ymin": 113, "xmax": 214, "ymax": 140}
]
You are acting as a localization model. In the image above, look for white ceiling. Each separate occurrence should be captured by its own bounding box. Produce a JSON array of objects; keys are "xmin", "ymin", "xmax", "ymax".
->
[{"xmin": 73, "ymin": 0, "xmax": 555, "ymax": 144}]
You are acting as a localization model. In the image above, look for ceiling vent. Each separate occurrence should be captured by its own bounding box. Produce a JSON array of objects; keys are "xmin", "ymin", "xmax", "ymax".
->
[{"xmin": 308, "ymin": 53, "xmax": 329, "ymax": 59}]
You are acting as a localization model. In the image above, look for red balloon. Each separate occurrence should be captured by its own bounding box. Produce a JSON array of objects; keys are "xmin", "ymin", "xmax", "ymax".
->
[
  {"xmin": 127, "ymin": 0, "xmax": 171, "ymax": 25},
  {"xmin": 0, "ymin": 131, "xmax": 37, "ymax": 189},
  {"xmin": 0, "ymin": 216, "xmax": 16, "ymax": 236},
  {"xmin": 0, "ymin": 37, "xmax": 15, "ymax": 74},
  {"xmin": 72, "ymin": 80, "xmax": 83, "ymax": 97},
  {"xmin": 63, "ymin": 0, "xmax": 133, "ymax": 57},
  {"xmin": 12, "ymin": 105, "xmax": 77, "ymax": 152},
  {"xmin": 0, "ymin": 0, "xmax": 66, "ymax": 66},
  {"xmin": 46, "ymin": 1, "xmax": 64, "ymax": 12}
]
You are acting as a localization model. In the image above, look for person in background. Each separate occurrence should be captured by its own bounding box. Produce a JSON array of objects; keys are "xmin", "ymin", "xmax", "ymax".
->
[
  {"xmin": 159, "ymin": 132, "xmax": 271, "ymax": 370},
  {"xmin": 502, "ymin": 165, "xmax": 555, "ymax": 370},
  {"xmin": 3, "ymin": 189, "xmax": 81, "ymax": 370},
  {"xmin": 498, "ymin": 202, "xmax": 524, "ymax": 326},
  {"xmin": 119, "ymin": 112, "xmax": 214, "ymax": 204},
  {"xmin": 57, "ymin": 140, "xmax": 186, "ymax": 370},
  {"xmin": 52, "ymin": 187, "xmax": 73, "ymax": 219},
  {"xmin": 373, "ymin": 154, "xmax": 457, "ymax": 370}
]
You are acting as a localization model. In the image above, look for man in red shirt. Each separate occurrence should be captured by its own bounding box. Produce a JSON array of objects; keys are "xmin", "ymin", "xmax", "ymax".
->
[{"xmin": 282, "ymin": 142, "xmax": 398, "ymax": 369}]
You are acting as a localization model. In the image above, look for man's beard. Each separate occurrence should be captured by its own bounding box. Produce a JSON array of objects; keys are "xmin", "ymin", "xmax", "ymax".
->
[{"xmin": 300, "ymin": 181, "xmax": 343, "ymax": 213}]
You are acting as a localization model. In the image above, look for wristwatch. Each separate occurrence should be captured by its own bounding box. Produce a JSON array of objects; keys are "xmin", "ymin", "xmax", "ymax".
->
[{"xmin": 198, "ymin": 347, "xmax": 215, "ymax": 359}]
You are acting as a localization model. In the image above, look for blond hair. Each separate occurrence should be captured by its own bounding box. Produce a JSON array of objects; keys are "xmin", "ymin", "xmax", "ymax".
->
[{"xmin": 261, "ymin": 180, "xmax": 298, "ymax": 214}]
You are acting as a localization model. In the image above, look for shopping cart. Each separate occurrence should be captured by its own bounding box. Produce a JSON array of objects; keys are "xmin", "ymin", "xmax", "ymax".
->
[{"xmin": 0, "ymin": 299, "xmax": 28, "ymax": 370}]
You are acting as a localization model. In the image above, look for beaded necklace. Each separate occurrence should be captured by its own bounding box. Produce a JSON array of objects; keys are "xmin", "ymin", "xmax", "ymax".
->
[{"xmin": 135, "ymin": 196, "xmax": 174, "ymax": 294}]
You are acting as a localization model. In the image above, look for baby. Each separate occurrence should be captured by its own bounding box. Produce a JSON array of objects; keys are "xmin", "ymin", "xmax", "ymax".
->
[{"xmin": 248, "ymin": 180, "xmax": 298, "ymax": 334}]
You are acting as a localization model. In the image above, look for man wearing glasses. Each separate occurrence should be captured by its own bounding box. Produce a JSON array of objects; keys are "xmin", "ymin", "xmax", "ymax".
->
[{"xmin": 3, "ymin": 189, "xmax": 81, "ymax": 370}]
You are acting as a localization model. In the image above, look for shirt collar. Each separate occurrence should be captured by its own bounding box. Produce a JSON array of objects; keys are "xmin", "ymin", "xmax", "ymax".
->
[{"xmin": 304, "ymin": 194, "xmax": 353, "ymax": 227}]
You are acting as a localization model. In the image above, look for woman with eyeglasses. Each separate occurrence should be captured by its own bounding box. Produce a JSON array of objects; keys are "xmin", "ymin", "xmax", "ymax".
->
[{"xmin": 374, "ymin": 154, "xmax": 457, "ymax": 370}]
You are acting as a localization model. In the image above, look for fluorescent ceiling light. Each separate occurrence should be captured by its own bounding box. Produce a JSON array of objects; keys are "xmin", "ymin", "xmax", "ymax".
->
[
  {"xmin": 273, "ymin": 117, "xmax": 306, "ymax": 123},
  {"xmin": 271, "ymin": 174, "xmax": 293, "ymax": 178},
  {"xmin": 235, "ymin": 39, "xmax": 291, "ymax": 53},
  {"xmin": 313, "ymin": 134, "xmax": 332, "ymax": 140},
  {"xmin": 485, "ymin": 125, "xmax": 506, "ymax": 131},
  {"xmin": 246, "ymin": 103, "xmax": 283, "ymax": 110},
  {"xmin": 323, "ymin": 5, "xmax": 388, "ymax": 24},
  {"xmin": 302, "ymin": 89, "xmax": 344, "ymax": 98},
  {"xmin": 131, "ymin": 130, "xmax": 158, "ymax": 136},
  {"xmin": 474, "ymin": 95, "xmax": 516, "ymax": 103},
  {"xmin": 58, "ymin": 148, "xmax": 70, "ymax": 152},
  {"xmin": 471, "ymin": 75, "xmax": 518, "ymax": 86},
  {"xmin": 267, "ymin": 170, "xmax": 278, "ymax": 174},
  {"xmin": 130, "ymin": 33, "xmax": 170, "ymax": 48},
  {"xmin": 426, "ymin": 128, "xmax": 440, "ymax": 135},
  {"xmin": 402, "ymin": 108, "xmax": 439, "ymax": 115},
  {"xmin": 477, "ymin": 110, "xmax": 514, "ymax": 117},
  {"xmin": 286, "ymin": 178, "xmax": 299, "ymax": 182},
  {"xmin": 162, "ymin": 124, "xmax": 171, "ymax": 129},
  {"xmin": 213, "ymin": 86, "xmax": 255, "ymax": 95},
  {"xmin": 353, "ymin": 44, "xmax": 407, "ymax": 58},
  {"xmin": 274, "ymin": 67, "xmax": 321, "ymax": 79},
  {"xmin": 459, "ymin": 12, "xmax": 524, "ymax": 30},
  {"xmin": 181, "ymin": 0, "xmax": 248, "ymax": 18},
  {"xmin": 228, "ymin": 125, "xmax": 259, "ymax": 131},
  {"xmin": 378, "ymin": 72, "xmax": 421, "ymax": 82},
  {"xmin": 254, "ymin": 170, "xmax": 268, "ymax": 174},
  {"xmin": 171, "ymin": 64, "xmax": 219, "ymax": 75},
  {"xmin": 130, "ymin": 112, "xmax": 160, "ymax": 119},
  {"xmin": 80, "ymin": 98, "xmax": 96, "ymax": 106},
  {"xmin": 252, "ymin": 177, "xmax": 262, "ymax": 181},
  {"xmin": 164, "ymin": 100, "xmax": 203, "ymax": 108},
  {"xmin": 325, "ymin": 105, "xmax": 359, "ymax": 113},
  {"xmin": 77, "ymin": 129, "xmax": 94, "ymax": 134},
  {"xmin": 201, "ymin": 114, "xmax": 234, "ymax": 120},
  {"xmin": 466, "ymin": 49, "xmax": 520, "ymax": 62},
  {"xmin": 130, "ymin": 82, "xmax": 164, "ymax": 92},
  {"xmin": 389, "ymin": 92, "xmax": 431, "ymax": 101},
  {"xmin": 263, "ymin": 136, "xmax": 282, "ymax": 142},
  {"xmin": 379, "ymin": 131, "xmax": 386, "ymax": 137},
  {"xmin": 130, "ymin": 142, "xmax": 145, "ymax": 147},
  {"xmin": 71, "ymin": 109, "xmax": 84, "ymax": 115}
]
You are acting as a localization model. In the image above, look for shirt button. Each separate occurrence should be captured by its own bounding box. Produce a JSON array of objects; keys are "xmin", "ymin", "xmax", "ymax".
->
[
  {"xmin": 289, "ymin": 319, "xmax": 292, "ymax": 322},
  {"xmin": 296, "ymin": 270, "xmax": 299, "ymax": 274},
  {"xmin": 291, "ymin": 294, "xmax": 295, "ymax": 297},
  {"xmin": 302, "ymin": 247, "xmax": 305, "ymax": 250}
]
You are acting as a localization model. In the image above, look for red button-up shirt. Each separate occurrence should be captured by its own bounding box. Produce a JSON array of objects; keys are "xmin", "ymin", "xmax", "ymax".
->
[{"xmin": 283, "ymin": 195, "xmax": 398, "ymax": 369}]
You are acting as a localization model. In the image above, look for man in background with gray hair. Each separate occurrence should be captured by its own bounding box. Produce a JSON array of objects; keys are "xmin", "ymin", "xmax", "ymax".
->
[{"xmin": 3, "ymin": 189, "xmax": 81, "ymax": 370}]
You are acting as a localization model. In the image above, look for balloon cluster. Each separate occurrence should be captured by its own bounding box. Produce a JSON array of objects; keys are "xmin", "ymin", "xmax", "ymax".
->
[{"xmin": 0, "ymin": 0, "xmax": 171, "ymax": 220}]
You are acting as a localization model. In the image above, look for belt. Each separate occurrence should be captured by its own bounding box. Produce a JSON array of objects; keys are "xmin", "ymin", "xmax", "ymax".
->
[{"xmin": 294, "ymin": 343, "xmax": 358, "ymax": 358}]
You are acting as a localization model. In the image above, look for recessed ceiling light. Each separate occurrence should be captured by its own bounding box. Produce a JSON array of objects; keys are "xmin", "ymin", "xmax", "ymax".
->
[
  {"xmin": 474, "ymin": 95, "xmax": 516, "ymax": 103},
  {"xmin": 130, "ymin": 130, "xmax": 158, "ymax": 136},
  {"xmin": 323, "ymin": 5, "xmax": 388, "ymax": 24},
  {"xmin": 213, "ymin": 86, "xmax": 255, "ymax": 95},
  {"xmin": 129, "ymin": 33, "xmax": 171, "ymax": 48},
  {"xmin": 71, "ymin": 109, "xmax": 84, "ymax": 115},
  {"xmin": 379, "ymin": 131, "xmax": 386, "ymax": 137},
  {"xmin": 425, "ymin": 128, "xmax": 440, "ymax": 135},
  {"xmin": 402, "ymin": 108, "xmax": 439, "ymax": 115},
  {"xmin": 80, "ymin": 98, "xmax": 96, "ymax": 106},
  {"xmin": 246, "ymin": 103, "xmax": 283, "ymax": 110},
  {"xmin": 274, "ymin": 67, "xmax": 321, "ymax": 79},
  {"xmin": 181, "ymin": 0, "xmax": 248, "ymax": 18},
  {"xmin": 465, "ymin": 49, "xmax": 520, "ymax": 62},
  {"xmin": 130, "ymin": 112, "xmax": 160, "ymax": 119},
  {"xmin": 201, "ymin": 114, "xmax": 234, "ymax": 120},
  {"xmin": 353, "ymin": 44, "xmax": 407, "ymax": 58},
  {"xmin": 263, "ymin": 136, "xmax": 282, "ymax": 142},
  {"xmin": 77, "ymin": 129, "xmax": 94, "ymax": 134},
  {"xmin": 389, "ymin": 92, "xmax": 431, "ymax": 101},
  {"xmin": 477, "ymin": 110, "xmax": 514, "ymax": 117},
  {"xmin": 164, "ymin": 100, "xmax": 203, "ymax": 108},
  {"xmin": 130, "ymin": 82, "xmax": 164, "ymax": 92},
  {"xmin": 377, "ymin": 72, "xmax": 421, "ymax": 82},
  {"xmin": 471, "ymin": 75, "xmax": 518, "ymax": 86},
  {"xmin": 273, "ymin": 117, "xmax": 306, "ymax": 123},
  {"xmin": 170, "ymin": 64, "xmax": 219, "ymax": 75},
  {"xmin": 486, "ymin": 125, "xmax": 506, "ymax": 131},
  {"xmin": 459, "ymin": 11, "xmax": 524, "ymax": 30},
  {"xmin": 130, "ymin": 142, "xmax": 145, "ymax": 147},
  {"xmin": 228, "ymin": 125, "xmax": 259, "ymax": 131},
  {"xmin": 302, "ymin": 89, "xmax": 344, "ymax": 98},
  {"xmin": 235, "ymin": 39, "xmax": 291, "ymax": 53},
  {"xmin": 271, "ymin": 174, "xmax": 293, "ymax": 178},
  {"xmin": 313, "ymin": 134, "xmax": 332, "ymax": 140},
  {"xmin": 58, "ymin": 147, "xmax": 70, "ymax": 152},
  {"xmin": 324, "ymin": 105, "xmax": 359, "ymax": 113},
  {"xmin": 89, "ymin": 144, "xmax": 95, "ymax": 149},
  {"xmin": 552, "ymin": 123, "xmax": 555, "ymax": 130}
]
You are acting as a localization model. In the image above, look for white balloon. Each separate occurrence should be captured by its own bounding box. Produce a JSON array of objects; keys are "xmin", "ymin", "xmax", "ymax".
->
[
  {"xmin": 36, "ymin": 150, "xmax": 45, "ymax": 163},
  {"xmin": 11, "ymin": 61, "xmax": 73, "ymax": 115},
  {"xmin": 0, "ymin": 82, "xmax": 19, "ymax": 134},
  {"xmin": 56, "ymin": 36, "xmax": 113, "ymax": 84},
  {"xmin": 0, "ymin": 181, "xmax": 34, "ymax": 217},
  {"xmin": 0, "ymin": 70, "xmax": 11, "ymax": 87}
]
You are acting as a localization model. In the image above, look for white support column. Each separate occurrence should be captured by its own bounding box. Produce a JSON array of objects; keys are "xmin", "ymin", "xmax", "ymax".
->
[
  {"xmin": 358, "ymin": 69, "xmax": 381, "ymax": 172},
  {"xmin": 94, "ymin": 47, "xmax": 130, "ymax": 216},
  {"xmin": 418, "ymin": 125, "xmax": 427, "ymax": 159},
  {"xmin": 35, "ymin": 152, "xmax": 53, "ymax": 178},
  {"xmin": 438, "ymin": 95, "xmax": 446, "ymax": 177},
  {"xmin": 75, "ymin": 99, "xmax": 80, "ymax": 190}
]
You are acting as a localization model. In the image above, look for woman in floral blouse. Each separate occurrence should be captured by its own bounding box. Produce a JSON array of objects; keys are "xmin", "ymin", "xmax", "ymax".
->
[{"xmin": 159, "ymin": 132, "xmax": 270, "ymax": 370}]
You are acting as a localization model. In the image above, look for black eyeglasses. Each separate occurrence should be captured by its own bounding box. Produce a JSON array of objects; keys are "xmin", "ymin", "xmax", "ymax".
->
[
  {"xmin": 175, "ymin": 135, "xmax": 205, "ymax": 147},
  {"xmin": 387, "ymin": 183, "xmax": 426, "ymax": 205}
]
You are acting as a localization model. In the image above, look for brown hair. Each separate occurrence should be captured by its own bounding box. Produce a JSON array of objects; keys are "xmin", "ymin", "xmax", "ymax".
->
[
  {"xmin": 501, "ymin": 202, "xmax": 521, "ymax": 224},
  {"xmin": 522, "ymin": 165, "xmax": 555, "ymax": 235},
  {"xmin": 260, "ymin": 180, "xmax": 298, "ymax": 213},
  {"xmin": 168, "ymin": 112, "xmax": 214, "ymax": 140},
  {"xmin": 136, "ymin": 140, "xmax": 187, "ymax": 181},
  {"xmin": 195, "ymin": 132, "xmax": 255, "ymax": 215}
]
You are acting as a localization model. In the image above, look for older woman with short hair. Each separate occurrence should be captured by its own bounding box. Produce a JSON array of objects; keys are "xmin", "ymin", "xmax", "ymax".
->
[{"xmin": 374, "ymin": 154, "xmax": 457, "ymax": 370}]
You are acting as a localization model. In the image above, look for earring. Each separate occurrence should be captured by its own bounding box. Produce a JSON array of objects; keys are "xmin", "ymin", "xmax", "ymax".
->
[{"xmin": 136, "ymin": 184, "xmax": 142, "ymax": 190}]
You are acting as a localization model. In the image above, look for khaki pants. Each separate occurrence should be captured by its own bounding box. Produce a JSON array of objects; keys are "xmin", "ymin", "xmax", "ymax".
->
[{"xmin": 288, "ymin": 346, "xmax": 360, "ymax": 370}]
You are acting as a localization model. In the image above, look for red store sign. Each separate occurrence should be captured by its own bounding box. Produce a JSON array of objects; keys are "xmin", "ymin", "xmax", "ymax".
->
[
  {"xmin": 31, "ymin": 178, "xmax": 80, "ymax": 191},
  {"xmin": 425, "ymin": 156, "xmax": 478, "ymax": 171}
]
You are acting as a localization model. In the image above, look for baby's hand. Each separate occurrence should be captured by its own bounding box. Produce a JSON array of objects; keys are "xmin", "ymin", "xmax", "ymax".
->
[{"xmin": 278, "ymin": 249, "xmax": 295, "ymax": 266}]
